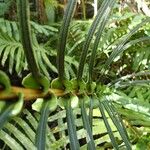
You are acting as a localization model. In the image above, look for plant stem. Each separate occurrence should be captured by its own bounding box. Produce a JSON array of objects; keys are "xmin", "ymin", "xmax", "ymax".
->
[{"xmin": 0, "ymin": 86, "xmax": 64, "ymax": 101}]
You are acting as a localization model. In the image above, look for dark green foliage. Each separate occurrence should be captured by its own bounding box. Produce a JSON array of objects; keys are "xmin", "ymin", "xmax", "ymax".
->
[
  {"xmin": 103, "ymin": 18, "xmax": 150, "ymax": 73},
  {"xmin": 77, "ymin": 0, "xmax": 114, "ymax": 80},
  {"xmin": 35, "ymin": 100, "xmax": 51, "ymax": 150},
  {"xmin": 65, "ymin": 97, "xmax": 80, "ymax": 150},
  {"xmin": 98, "ymin": 101, "xmax": 119, "ymax": 149},
  {"xmin": 17, "ymin": 0, "xmax": 41, "ymax": 77},
  {"xmin": 0, "ymin": 0, "xmax": 150, "ymax": 149},
  {"xmin": 102, "ymin": 101, "xmax": 131, "ymax": 149},
  {"xmin": 80, "ymin": 97, "xmax": 96, "ymax": 149},
  {"xmin": 88, "ymin": 0, "xmax": 115, "ymax": 83},
  {"xmin": 17, "ymin": 0, "xmax": 50, "ymax": 92},
  {"xmin": 0, "ymin": 104, "xmax": 13, "ymax": 130},
  {"xmin": 57, "ymin": 0, "xmax": 77, "ymax": 81},
  {"xmin": 0, "ymin": 0, "xmax": 13, "ymax": 16}
]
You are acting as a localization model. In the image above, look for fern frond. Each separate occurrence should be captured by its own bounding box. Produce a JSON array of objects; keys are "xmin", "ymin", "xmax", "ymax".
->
[
  {"xmin": 0, "ymin": 18, "xmax": 58, "ymax": 77},
  {"xmin": 0, "ymin": 130, "xmax": 24, "ymax": 150},
  {"xmin": 5, "ymin": 122, "xmax": 36, "ymax": 150},
  {"xmin": 0, "ymin": 30, "xmax": 25, "ymax": 75},
  {"xmin": 103, "ymin": 17, "xmax": 150, "ymax": 73}
]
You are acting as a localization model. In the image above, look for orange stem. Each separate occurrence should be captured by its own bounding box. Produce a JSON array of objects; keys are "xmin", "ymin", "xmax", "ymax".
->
[{"xmin": 0, "ymin": 86, "xmax": 65, "ymax": 101}]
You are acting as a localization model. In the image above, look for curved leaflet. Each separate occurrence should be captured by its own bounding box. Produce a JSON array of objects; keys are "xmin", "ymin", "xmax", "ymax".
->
[
  {"xmin": 0, "ymin": 70, "xmax": 11, "ymax": 93},
  {"xmin": 57, "ymin": 0, "xmax": 77, "ymax": 81},
  {"xmin": 17, "ymin": 0, "xmax": 49, "ymax": 93}
]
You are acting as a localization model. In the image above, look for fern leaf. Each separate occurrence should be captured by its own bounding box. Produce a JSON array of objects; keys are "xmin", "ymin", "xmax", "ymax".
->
[
  {"xmin": 13, "ymin": 117, "xmax": 35, "ymax": 143},
  {"xmin": 0, "ymin": 130, "xmax": 24, "ymax": 150},
  {"xmin": 5, "ymin": 123, "xmax": 36, "ymax": 150},
  {"xmin": 103, "ymin": 17, "xmax": 150, "ymax": 72}
]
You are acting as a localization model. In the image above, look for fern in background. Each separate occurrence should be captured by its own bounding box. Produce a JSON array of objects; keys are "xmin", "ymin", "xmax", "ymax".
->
[
  {"xmin": 0, "ymin": 0, "xmax": 13, "ymax": 16},
  {"xmin": 0, "ymin": 18, "xmax": 58, "ymax": 77}
]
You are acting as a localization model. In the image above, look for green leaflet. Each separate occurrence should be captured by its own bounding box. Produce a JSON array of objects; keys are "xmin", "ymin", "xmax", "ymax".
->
[
  {"xmin": 109, "ymin": 70, "xmax": 150, "ymax": 87},
  {"xmin": 11, "ymin": 93, "xmax": 24, "ymax": 116},
  {"xmin": 77, "ymin": 0, "xmax": 113, "ymax": 80},
  {"xmin": 103, "ymin": 17, "xmax": 150, "ymax": 73},
  {"xmin": 102, "ymin": 100, "xmax": 131, "ymax": 150},
  {"xmin": 0, "ymin": 70, "xmax": 11, "ymax": 93},
  {"xmin": 40, "ymin": 51, "xmax": 57, "ymax": 73},
  {"xmin": 35, "ymin": 100, "xmax": 51, "ymax": 150},
  {"xmin": 88, "ymin": 0, "xmax": 115, "ymax": 83},
  {"xmin": 57, "ymin": 0, "xmax": 77, "ymax": 81},
  {"xmin": 80, "ymin": 95, "xmax": 96, "ymax": 150},
  {"xmin": 31, "ymin": 21, "xmax": 58, "ymax": 35},
  {"xmin": 9, "ymin": 45, "xmax": 16, "ymax": 74},
  {"xmin": 98, "ymin": 101, "xmax": 119, "ymax": 149},
  {"xmin": 36, "ymin": 50, "xmax": 50, "ymax": 78},
  {"xmin": 2, "ymin": 45, "xmax": 12, "ymax": 66},
  {"xmin": 5, "ymin": 122, "xmax": 36, "ymax": 150},
  {"xmin": 15, "ymin": 46, "xmax": 24, "ymax": 75},
  {"xmin": 22, "ymin": 73, "xmax": 50, "ymax": 93},
  {"xmin": 0, "ymin": 130, "xmax": 24, "ymax": 150},
  {"xmin": 13, "ymin": 117, "xmax": 35, "ymax": 143},
  {"xmin": 23, "ymin": 109, "xmax": 38, "ymax": 130},
  {"xmin": 51, "ymin": 78, "xmax": 64, "ymax": 89},
  {"xmin": 89, "ymin": 97, "xmax": 93, "ymax": 131},
  {"xmin": 17, "ymin": 0, "xmax": 40, "ymax": 76},
  {"xmin": 0, "ymin": 27, "xmax": 21, "ymax": 74},
  {"xmin": 22, "ymin": 73, "xmax": 41, "ymax": 89},
  {"xmin": 1, "ymin": 108, "xmax": 58, "ymax": 150},
  {"xmin": 0, "ymin": 18, "xmax": 58, "ymax": 76},
  {"xmin": 17, "ymin": 0, "xmax": 49, "ymax": 93},
  {"xmin": 65, "ymin": 96, "xmax": 80, "ymax": 150},
  {"xmin": 0, "ymin": 93, "xmax": 24, "ymax": 130},
  {"xmin": 117, "ymin": 80, "xmax": 150, "ymax": 88},
  {"xmin": 111, "ymin": 90, "xmax": 150, "ymax": 117},
  {"xmin": 0, "ymin": 104, "xmax": 13, "ymax": 130},
  {"xmin": 32, "ymin": 95, "xmax": 57, "ymax": 113},
  {"xmin": 35, "ymin": 96, "xmax": 57, "ymax": 150}
]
